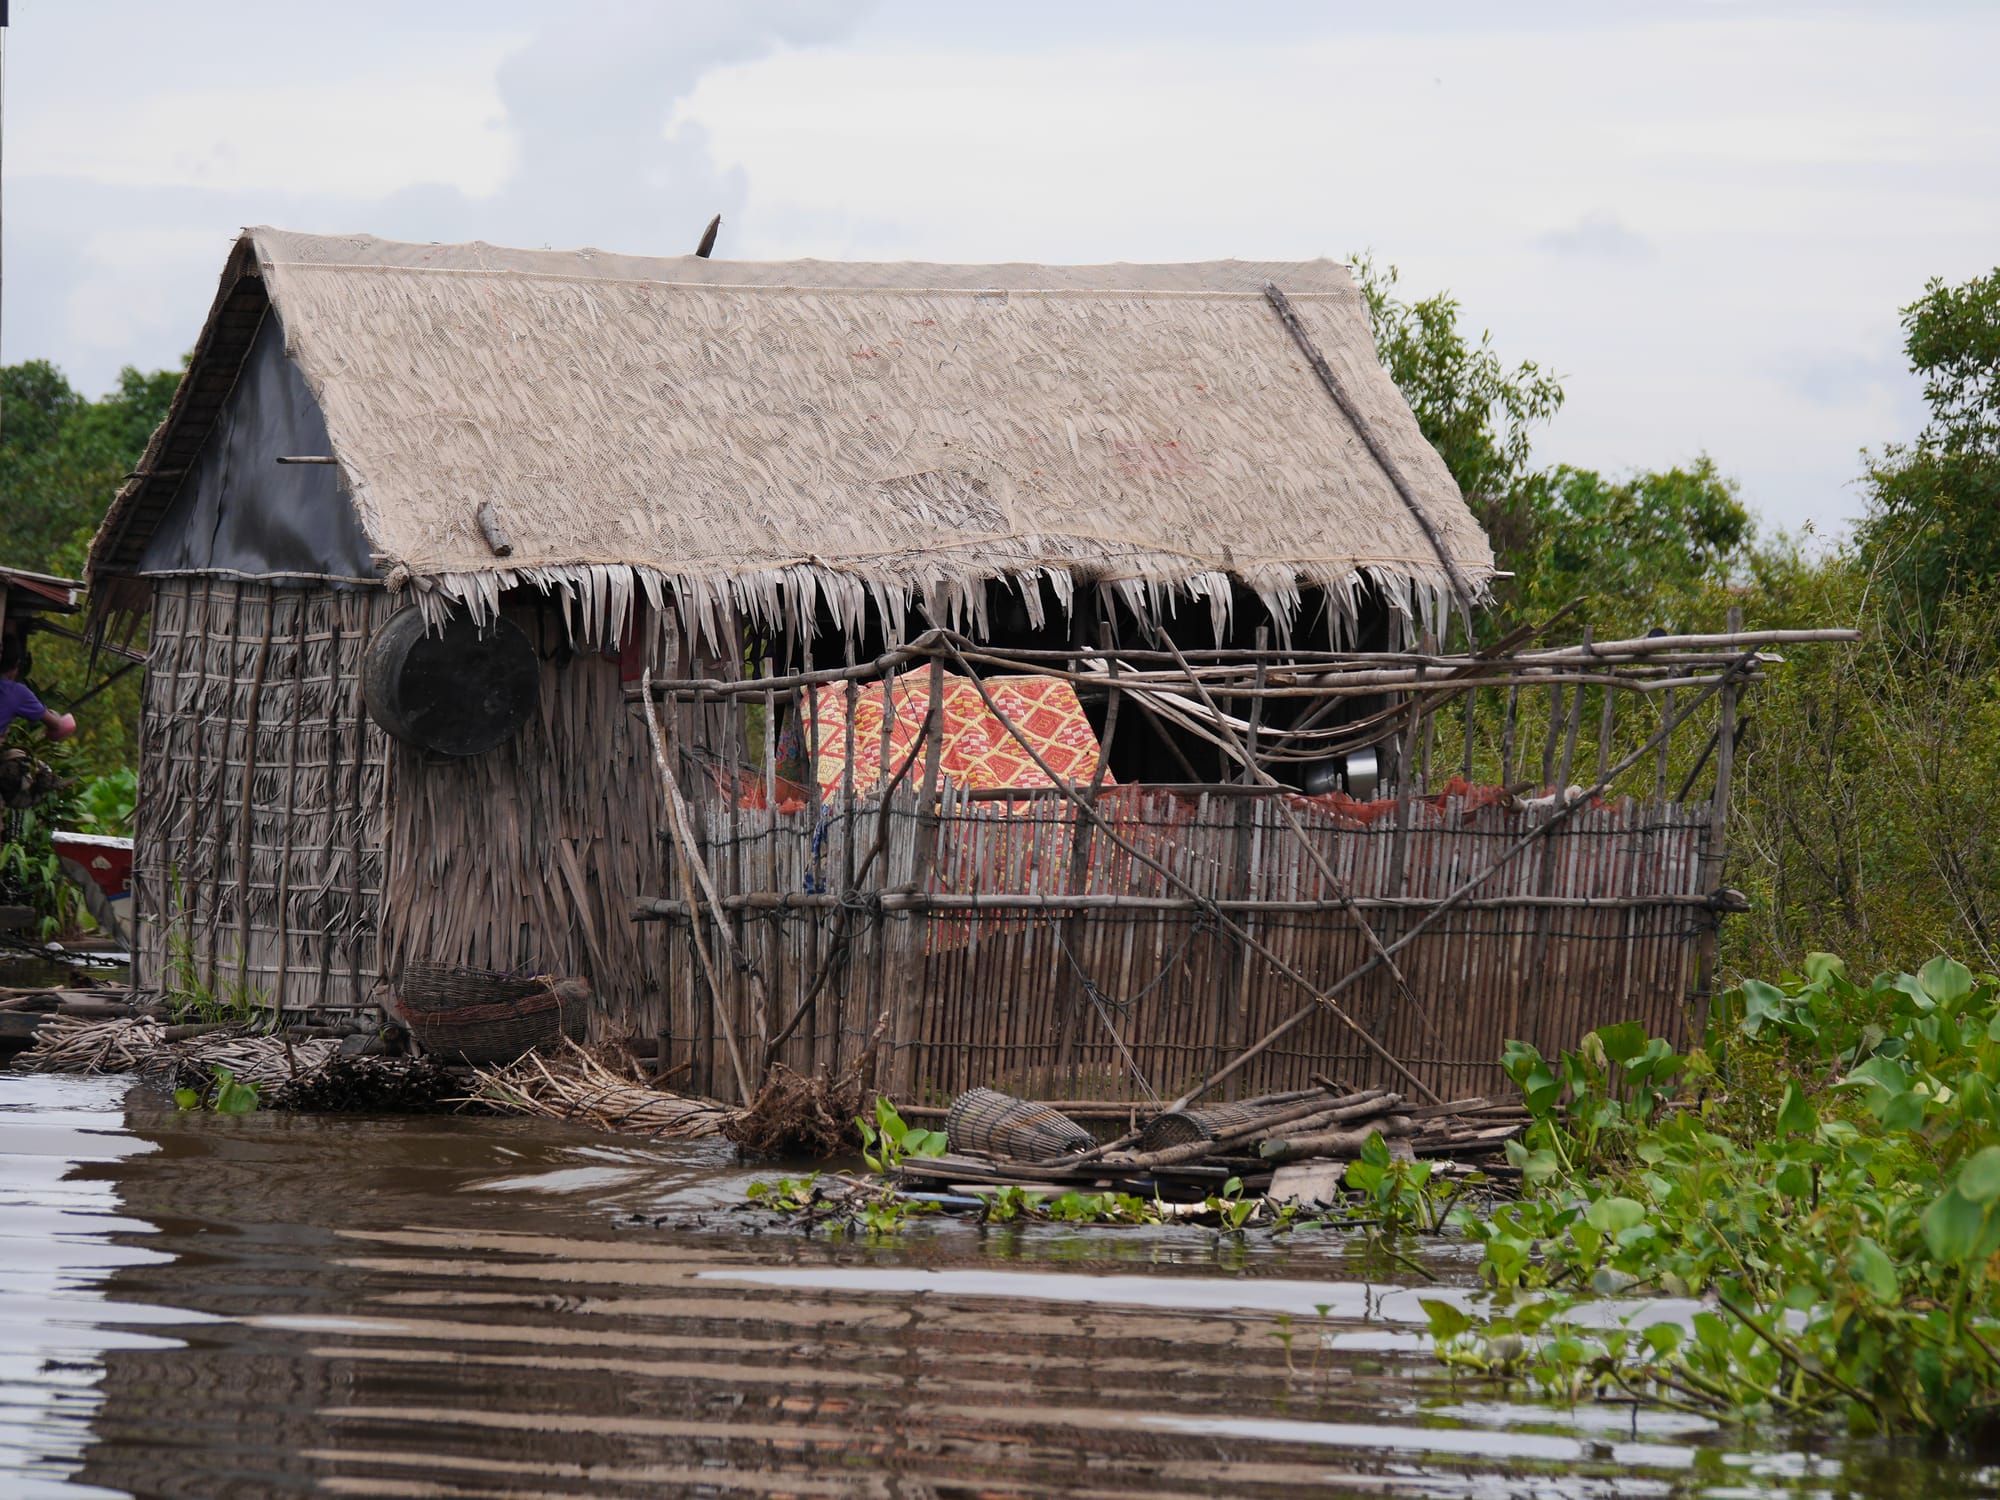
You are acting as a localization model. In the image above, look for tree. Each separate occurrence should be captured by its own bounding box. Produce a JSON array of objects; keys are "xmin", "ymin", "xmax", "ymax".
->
[
  {"xmin": 0, "ymin": 361, "xmax": 180, "ymax": 576},
  {"xmin": 1352, "ymin": 255, "xmax": 1564, "ymax": 576},
  {"xmin": 1354, "ymin": 258, "xmax": 1750, "ymax": 635},
  {"xmin": 1856, "ymin": 268, "xmax": 2000, "ymax": 601},
  {"xmin": 0, "ymin": 359, "xmax": 182, "ymax": 780},
  {"xmin": 1518, "ymin": 458, "xmax": 1751, "ymax": 632}
]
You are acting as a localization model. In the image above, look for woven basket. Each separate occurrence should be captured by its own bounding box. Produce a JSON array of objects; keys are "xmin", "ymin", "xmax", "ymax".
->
[
  {"xmin": 945, "ymin": 1088, "xmax": 1094, "ymax": 1162},
  {"xmin": 391, "ymin": 963, "xmax": 589, "ymax": 1064},
  {"xmin": 1136, "ymin": 1101, "xmax": 1275, "ymax": 1153}
]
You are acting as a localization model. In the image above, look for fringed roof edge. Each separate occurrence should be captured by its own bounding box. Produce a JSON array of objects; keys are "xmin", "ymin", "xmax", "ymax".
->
[{"xmin": 393, "ymin": 556, "xmax": 1465, "ymax": 656}]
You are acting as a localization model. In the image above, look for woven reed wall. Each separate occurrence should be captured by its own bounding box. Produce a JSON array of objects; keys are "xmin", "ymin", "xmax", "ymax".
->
[
  {"xmin": 643, "ymin": 785, "xmax": 1714, "ymax": 1106},
  {"xmin": 377, "ymin": 600, "xmax": 667, "ymax": 1037},
  {"xmin": 133, "ymin": 579, "xmax": 390, "ymax": 1010}
]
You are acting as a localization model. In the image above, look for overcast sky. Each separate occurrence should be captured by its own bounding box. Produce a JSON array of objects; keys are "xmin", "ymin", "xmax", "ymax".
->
[{"xmin": 4, "ymin": 0, "xmax": 1994, "ymax": 539}]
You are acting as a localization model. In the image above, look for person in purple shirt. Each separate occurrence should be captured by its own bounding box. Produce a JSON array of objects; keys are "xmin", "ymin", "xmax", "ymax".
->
[{"xmin": 0, "ymin": 635, "xmax": 77, "ymax": 741}]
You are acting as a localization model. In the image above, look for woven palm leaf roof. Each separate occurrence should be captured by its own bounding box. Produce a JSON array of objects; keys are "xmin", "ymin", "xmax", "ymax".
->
[{"xmin": 91, "ymin": 227, "xmax": 1493, "ymax": 645}]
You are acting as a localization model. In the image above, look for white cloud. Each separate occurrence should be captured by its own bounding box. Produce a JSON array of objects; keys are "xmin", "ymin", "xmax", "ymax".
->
[{"xmin": 23, "ymin": 54, "xmax": 520, "ymax": 199}]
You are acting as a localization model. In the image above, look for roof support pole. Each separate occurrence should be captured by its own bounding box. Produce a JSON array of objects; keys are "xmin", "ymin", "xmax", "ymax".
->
[
  {"xmin": 1263, "ymin": 282, "xmax": 1480, "ymax": 635},
  {"xmin": 638, "ymin": 661, "xmax": 752, "ymax": 1101}
]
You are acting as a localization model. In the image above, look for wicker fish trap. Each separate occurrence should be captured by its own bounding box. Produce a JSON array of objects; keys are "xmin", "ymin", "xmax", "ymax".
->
[
  {"xmin": 945, "ymin": 1088, "xmax": 1095, "ymax": 1162},
  {"xmin": 391, "ymin": 963, "xmax": 589, "ymax": 1065},
  {"xmin": 1136, "ymin": 1101, "xmax": 1278, "ymax": 1153}
]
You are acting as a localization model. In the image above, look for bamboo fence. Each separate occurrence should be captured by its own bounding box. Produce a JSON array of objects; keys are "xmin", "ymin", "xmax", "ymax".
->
[{"xmin": 629, "ymin": 619, "xmax": 1853, "ymax": 1107}]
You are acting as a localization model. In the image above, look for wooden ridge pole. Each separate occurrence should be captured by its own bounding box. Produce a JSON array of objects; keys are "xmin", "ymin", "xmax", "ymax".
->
[{"xmin": 1263, "ymin": 281, "xmax": 1481, "ymax": 631}]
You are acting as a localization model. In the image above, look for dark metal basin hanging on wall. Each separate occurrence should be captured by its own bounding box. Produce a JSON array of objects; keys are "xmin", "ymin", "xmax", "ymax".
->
[{"xmin": 362, "ymin": 605, "xmax": 539, "ymax": 756}]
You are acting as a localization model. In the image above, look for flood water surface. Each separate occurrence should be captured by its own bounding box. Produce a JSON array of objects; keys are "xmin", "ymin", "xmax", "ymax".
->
[{"xmin": 3, "ymin": 1070, "xmax": 1996, "ymax": 1499}]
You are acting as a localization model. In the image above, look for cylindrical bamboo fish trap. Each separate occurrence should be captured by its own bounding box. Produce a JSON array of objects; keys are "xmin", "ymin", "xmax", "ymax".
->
[{"xmin": 945, "ymin": 1088, "xmax": 1095, "ymax": 1162}]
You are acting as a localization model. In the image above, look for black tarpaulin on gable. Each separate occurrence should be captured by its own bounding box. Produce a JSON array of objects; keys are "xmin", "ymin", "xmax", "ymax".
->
[{"xmin": 135, "ymin": 311, "xmax": 378, "ymax": 584}]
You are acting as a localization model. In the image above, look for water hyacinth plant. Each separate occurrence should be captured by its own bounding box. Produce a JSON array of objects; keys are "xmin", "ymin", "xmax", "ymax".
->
[{"xmin": 1435, "ymin": 955, "xmax": 2000, "ymax": 1436}]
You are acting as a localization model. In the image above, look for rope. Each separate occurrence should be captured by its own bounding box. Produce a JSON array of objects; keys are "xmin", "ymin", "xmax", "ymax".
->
[{"xmin": 1050, "ymin": 919, "xmax": 1204, "ymax": 1107}]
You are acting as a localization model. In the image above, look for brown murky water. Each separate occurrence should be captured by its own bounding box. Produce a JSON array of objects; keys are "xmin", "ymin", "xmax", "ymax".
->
[{"xmin": 3, "ymin": 1072, "xmax": 1996, "ymax": 1499}]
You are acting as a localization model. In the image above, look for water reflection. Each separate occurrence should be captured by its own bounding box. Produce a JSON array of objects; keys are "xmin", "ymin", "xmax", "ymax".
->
[
  {"xmin": 0, "ymin": 1071, "xmax": 1995, "ymax": 1497},
  {"xmin": 0, "ymin": 1076, "xmax": 180, "ymax": 1499}
]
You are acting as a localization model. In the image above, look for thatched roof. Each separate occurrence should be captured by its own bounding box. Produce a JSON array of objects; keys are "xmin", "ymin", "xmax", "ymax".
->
[{"xmin": 90, "ymin": 227, "xmax": 1493, "ymax": 645}]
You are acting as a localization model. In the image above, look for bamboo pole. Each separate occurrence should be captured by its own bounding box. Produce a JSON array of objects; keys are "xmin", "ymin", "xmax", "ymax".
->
[
  {"xmin": 888, "ymin": 655, "xmax": 947, "ymax": 1097},
  {"xmin": 1691, "ymin": 605, "xmax": 1743, "ymax": 1038},
  {"xmin": 623, "ymin": 627, "xmax": 1854, "ymax": 700},
  {"xmin": 637, "ymin": 661, "xmax": 750, "ymax": 1101},
  {"xmin": 636, "ymin": 889, "xmax": 1730, "ymax": 917}
]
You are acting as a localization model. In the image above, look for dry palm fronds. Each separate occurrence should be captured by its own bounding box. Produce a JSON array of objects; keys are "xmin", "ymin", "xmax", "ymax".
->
[
  {"xmin": 94, "ymin": 227, "xmax": 1495, "ymax": 653},
  {"xmin": 161, "ymin": 1032, "xmax": 342, "ymax": 1091},
  {"xmin": 468, "ymin": 1039, "xmax": 733, "ymax": 1140},
  {"xmin": 23, "ymin": 1016, "xmax": 168, "ymax": 1073}
]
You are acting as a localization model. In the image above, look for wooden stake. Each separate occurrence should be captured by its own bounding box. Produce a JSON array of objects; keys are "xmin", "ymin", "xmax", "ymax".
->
[{"xmin": 637, "ymin": 661, "xmax": 751, "ymax": 1101}]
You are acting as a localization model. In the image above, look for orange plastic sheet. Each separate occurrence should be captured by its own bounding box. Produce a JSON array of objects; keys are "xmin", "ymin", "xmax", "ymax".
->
[{"xmin": 808, "ymin": 670, "xmax": 1112, "ymax": 800}]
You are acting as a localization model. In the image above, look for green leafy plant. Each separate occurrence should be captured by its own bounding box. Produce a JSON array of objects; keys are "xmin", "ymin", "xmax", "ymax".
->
[
  {"xmin": 744, "ymin": 1171, "xmax": 935, "ymax": 1238},
  {"xmin": 1203, "ymin": 1175, "xmax": 1261, "ymax": 1234},
  {"xmin": 1443, "ymin": 955, "xmax": 2000, "ymax": 1436},
  {"xmin": 982, "ymin": 1185, "xmax": 1041, "ymax": 1223},
  {"xmin": 73, "ymin": 769, "xmax": 137, "ymax": 837},
  {"xmin": 1342, "ymin": 1132, "xmax": 1463, "ymax": 1234},
  {"xmin": 855, "ymin": 1195, "xmax": 931, "ymax": 1235},
  {"xmin": 159, "ymin": 870, "xmax": 266, "ymax": 1026},
  {"xmin": 855, "ymin": 1097, "xmax": 947, "ymax": 1173},
  {"xmin": 1043, "ymin": 1189, "xmax": 1161, "ymax": 1226},
  {"xmin": 173, "ymin": 1064, "xmax": 259, "ymax": 1115},
  {"xmin": 745, "ymin": 1173, "xmax": 821, "ymax": 1211},
  {"xmin": 0, "ymin": 752, "xmax": 83, "ymax": 938}
]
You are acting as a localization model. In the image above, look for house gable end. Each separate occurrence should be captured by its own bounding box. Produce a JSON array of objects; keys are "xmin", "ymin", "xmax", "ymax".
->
[{"xmin": 133, "ymin": 308, "xmax": 376, "ymax": 583}]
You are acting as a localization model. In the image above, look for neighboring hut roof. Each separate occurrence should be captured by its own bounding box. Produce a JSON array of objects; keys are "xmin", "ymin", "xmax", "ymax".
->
[
  {"xmin": 90, "ymin": 227, "xmax": 1493, "ymax": 645},
  {"xmin": 0, "ymin": 566, "xmax": 82, "ymax": 616}
]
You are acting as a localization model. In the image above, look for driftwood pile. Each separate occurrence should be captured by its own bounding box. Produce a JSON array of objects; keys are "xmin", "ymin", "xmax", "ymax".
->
[
  {"xmin": 897, "ymin": 1083, "xmax": 1527, "ymax": 1201},
  {"xmin": 723, "ymin": 1063, "xmax": 863, "ymax": 1157}
]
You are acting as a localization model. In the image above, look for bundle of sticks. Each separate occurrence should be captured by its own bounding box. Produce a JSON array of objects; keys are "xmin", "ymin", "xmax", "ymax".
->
[
  {"xmin": 22, "ymin": 1015, "xmax": 168, "ymax": 1073},
  {"xmin": 467, "ymin": 1039, "xmax": 735, "ymax": 1140}
]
